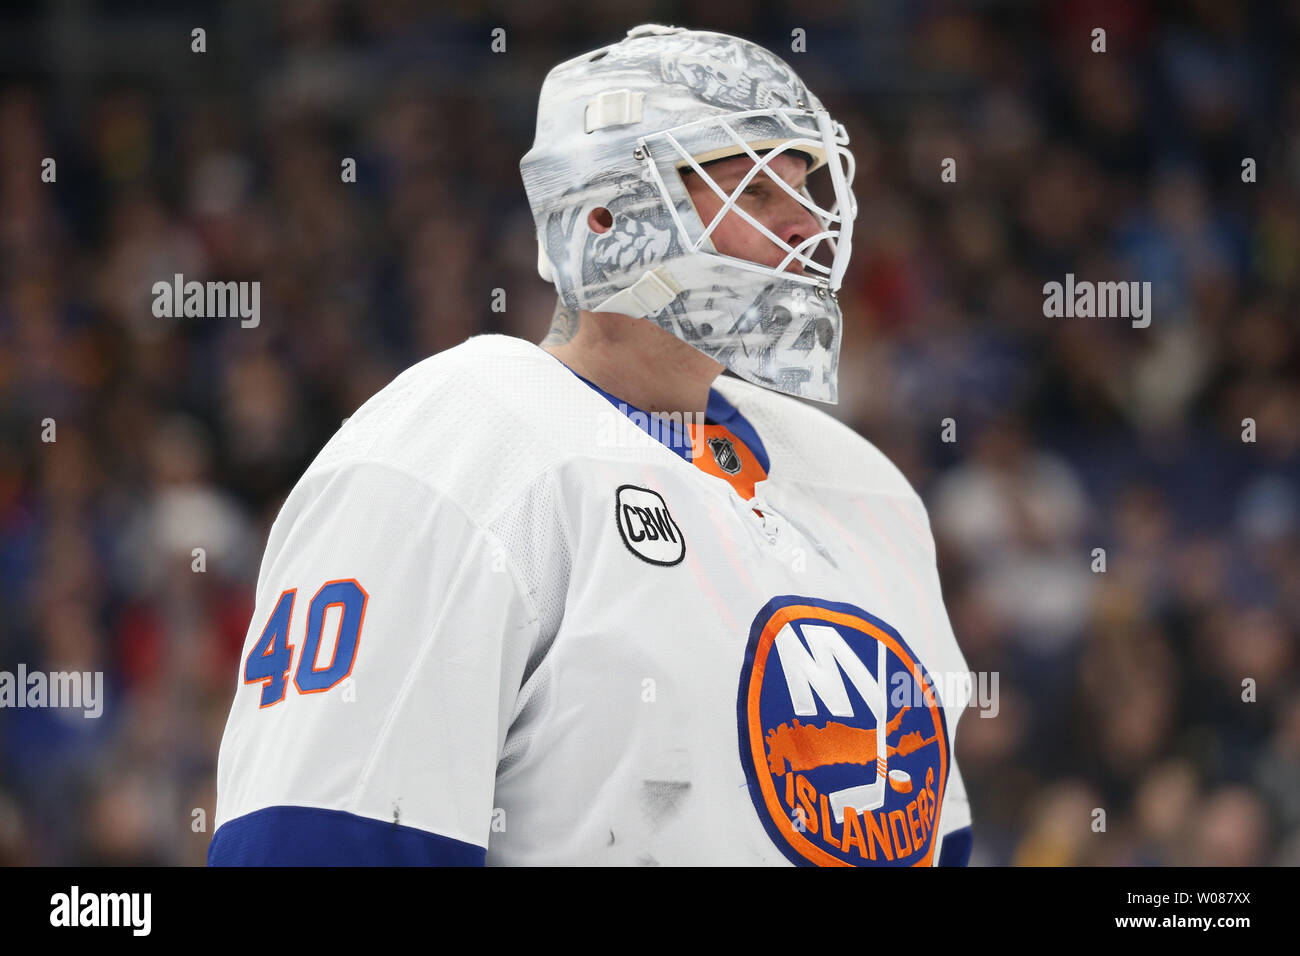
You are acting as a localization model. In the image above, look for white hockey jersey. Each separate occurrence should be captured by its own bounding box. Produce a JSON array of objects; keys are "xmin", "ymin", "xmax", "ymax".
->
[{"xmin": 210, "ymin": 333, "xmax": 974, "ymax": 866}]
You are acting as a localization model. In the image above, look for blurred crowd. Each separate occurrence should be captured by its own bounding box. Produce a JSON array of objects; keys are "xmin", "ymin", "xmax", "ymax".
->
[{"xmin": 0, "ymin": 0, "xmax": 1297, "ymax": 865}]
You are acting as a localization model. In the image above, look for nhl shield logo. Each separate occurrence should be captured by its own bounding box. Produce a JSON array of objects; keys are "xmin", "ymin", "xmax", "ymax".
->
[
  {"xmin": 707, "ymin": 436, "xmax": 742, "ymax": 475},
  {"xmin": 737, "ymin": 596, "xmax": 950, "ymax": 866}
]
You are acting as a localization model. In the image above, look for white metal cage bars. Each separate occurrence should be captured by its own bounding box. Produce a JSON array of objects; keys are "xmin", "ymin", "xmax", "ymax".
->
[
  {"xmin": 815, "ymin": 107, "xmax": 855, "ymax": 289},
  {"xmin": 707, "ymin": 114, "xmax": 848, "ymax": 223},
  {"xmin": 700, "ymin": 116, "xmax": 850, "ymax": 277},
  {"xmin": 664, "ymin": 126, "xmax": 846, "ymax": 279},
  {"xmin": 679, "ymin": 134, "xmax": 837, "ymax": 277},
  {"xmin": 637, "ymin": 107, "xmax": 857, "ymax": 289},
  {"xmin": 801, "ymin": 124, "xmax": 857, "ymax": 263}
]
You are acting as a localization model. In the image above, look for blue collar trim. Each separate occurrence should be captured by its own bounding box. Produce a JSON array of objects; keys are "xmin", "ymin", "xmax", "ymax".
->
[{"xmin": 562, "ymin": 364, "xmax": 770, "ymax": 472}]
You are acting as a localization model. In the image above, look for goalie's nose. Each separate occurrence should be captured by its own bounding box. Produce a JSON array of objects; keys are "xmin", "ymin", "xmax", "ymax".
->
[{"xmin": 777, "ymin": 201, "xmax": 823, "ymax": 275}]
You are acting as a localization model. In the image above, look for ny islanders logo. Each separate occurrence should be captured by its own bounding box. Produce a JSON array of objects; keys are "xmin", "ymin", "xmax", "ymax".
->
[{"xmin": 737, "ymin": 596, "xmax": 950, "ymax": 866}]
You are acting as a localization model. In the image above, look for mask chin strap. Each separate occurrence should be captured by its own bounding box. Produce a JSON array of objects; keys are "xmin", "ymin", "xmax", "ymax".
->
[
  {"xmin": 591, "ymin": 266, "xmax": 683, "ymax": 317},
  {"xmin": 537, "ymin": 234, "xmax": 556, "ymax": 283}
]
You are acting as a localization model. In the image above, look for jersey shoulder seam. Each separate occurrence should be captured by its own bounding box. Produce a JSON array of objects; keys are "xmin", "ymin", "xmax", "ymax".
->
[{"xmin": 299, "ymin": 455, "xmax": 547, "ymax": 637}]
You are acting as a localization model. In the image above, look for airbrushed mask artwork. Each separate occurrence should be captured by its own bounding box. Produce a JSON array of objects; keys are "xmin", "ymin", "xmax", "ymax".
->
[{"xmin": 520, "ymin": 24, "xmax": 858, "ymax": 404}]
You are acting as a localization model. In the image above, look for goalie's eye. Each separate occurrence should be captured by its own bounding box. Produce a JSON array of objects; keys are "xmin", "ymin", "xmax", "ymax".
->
[{"xmin": 741, "ymin": 175, "xmax": 806, "ymax": 199}]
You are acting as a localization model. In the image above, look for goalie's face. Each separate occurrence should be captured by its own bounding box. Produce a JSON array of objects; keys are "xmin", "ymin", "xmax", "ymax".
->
[{"xmin": 680, "ymin": 152, "xmax": 822, "ymax": 277}]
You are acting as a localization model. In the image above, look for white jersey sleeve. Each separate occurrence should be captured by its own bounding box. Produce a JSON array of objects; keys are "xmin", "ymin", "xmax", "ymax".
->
[
  {"xmin": 915, "ymin": 505, "xmax": 975, "ymax": 867},
  {"xmin": 934, "ymin": 754, "xmax": 973, "ymax": 865},
  {"xmin": 915, "ymin": 504, "xmax": 977, "ymax": 868},
  {"xmin": 209, "ymin": 459, "xmax": 539, "ymax": 865}
]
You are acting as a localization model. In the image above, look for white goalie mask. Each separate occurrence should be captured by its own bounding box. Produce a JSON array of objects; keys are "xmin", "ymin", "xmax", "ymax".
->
[{"xmin": 520, "ymin": 24, "xmax": 857, "ymax": 404}]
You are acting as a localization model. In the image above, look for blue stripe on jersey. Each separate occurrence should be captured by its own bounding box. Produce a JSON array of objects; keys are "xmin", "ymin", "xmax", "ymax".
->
[
  {"xmin": 562, "ymin": 364, "xmax": 770, "ymax": 471},
  {"xmin": 937, "ymin": 825, "xmax": 973, "ymax": 866},
  {"xmin": 703, "ymin": 383, "xmax": 771, "ymax": 473},
  {"xmin": 563, "ymin": 366, "xmax": 694, "ymax": 460},
  {"xmin": 207, "ymin": 805, "xmax": 486, "ymax": 866}
]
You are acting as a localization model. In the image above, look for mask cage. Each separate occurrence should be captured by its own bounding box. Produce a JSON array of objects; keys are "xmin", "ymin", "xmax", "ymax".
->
[{"xmin": 637, "ymin": 107, "xmax": 857, "ymax": 290}]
